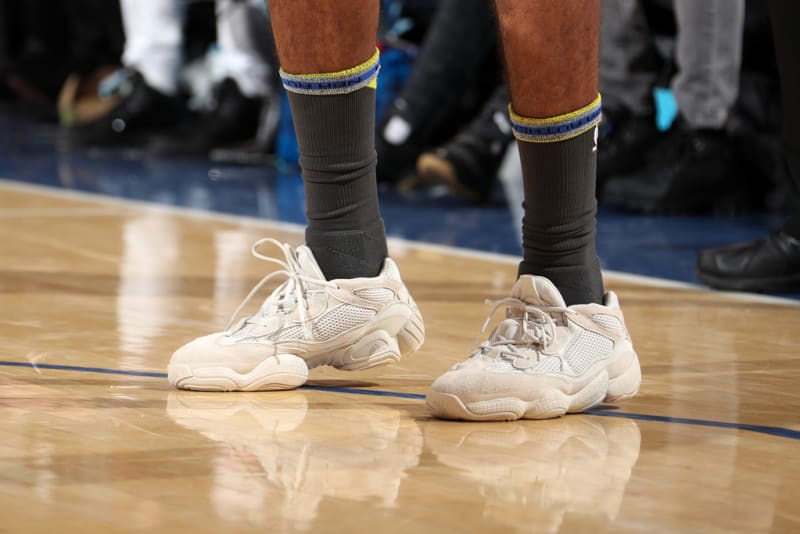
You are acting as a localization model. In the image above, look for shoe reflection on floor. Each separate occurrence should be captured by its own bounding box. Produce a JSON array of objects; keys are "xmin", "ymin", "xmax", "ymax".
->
[
  {"xmin": 166, "ymin": 392, "xmax": 424, "ymax": 530},
  {"xmin": 423, "ymin": 415, "xmax": 641, "ymax": 532}
]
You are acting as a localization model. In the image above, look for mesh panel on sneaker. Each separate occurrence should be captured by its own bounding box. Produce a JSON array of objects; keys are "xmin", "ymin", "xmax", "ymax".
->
[
  {"xmin": 354, "ymin": 287, "xmax": 395, "ymax": 303},
  {"xmin": 312, "ymin": 305, "xmax": 377, "ymax": 341},
  {"xmin": 533, "ymin": 356, "xmax": 563, "ymax": 373},
  {"xmin": 591, "ymin": 313, "xmax": 625, "ymax": 336},
  {"xmin": 563, "ymin": 331, "xmax": 614, "ymax": 374},
  {"xmin": 383, "ymin": 260, "xmax": 400, "ymax": 281},
  {"xmin": 267, "ymin": 325, "xmax": 306, "ymax": 342}
]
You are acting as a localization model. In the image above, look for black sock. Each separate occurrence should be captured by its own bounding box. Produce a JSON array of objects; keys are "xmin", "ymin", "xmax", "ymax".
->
[
  {"xmin": 287, "ymin": 86, "xmax": 387, "ymax": 280},
  {"xmin": 516, "ymin": 128, "xmax": 604, "ymax": 305}
]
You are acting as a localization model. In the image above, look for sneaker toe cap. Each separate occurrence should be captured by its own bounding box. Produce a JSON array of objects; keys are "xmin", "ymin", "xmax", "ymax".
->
[
  {"xmin": 430, "ymin": 369, "xmax": 534, "ymax": 401},
  {"xmin": 169, "ymin": 332, "xmax": 278, "ymax": 374}
]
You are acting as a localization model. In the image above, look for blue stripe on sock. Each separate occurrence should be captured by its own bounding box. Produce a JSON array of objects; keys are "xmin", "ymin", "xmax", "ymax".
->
[
  {"xmin": 511, "ymin": 106, "xmax": 602, "ymax": 138},
  {"xmin": 280, "ymin": 63, "xmax": 380, "ymax": 94}
]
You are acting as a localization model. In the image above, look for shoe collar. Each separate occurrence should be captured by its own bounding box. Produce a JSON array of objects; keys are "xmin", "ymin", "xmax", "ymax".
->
[{"xmin": 512, "ymin": 275, "xmax": 567, "ymax": 308}]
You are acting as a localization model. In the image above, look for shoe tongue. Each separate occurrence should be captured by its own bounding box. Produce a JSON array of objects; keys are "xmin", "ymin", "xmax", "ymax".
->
[
  {"xmin": 294, "ymin": 246, "xmax": 327, "ymax": 281},
  {"xmin": 511, "ymin": 275, "xmax": 567, "ymax": 308},
  {"xmin": 491, "ymin": 318, "xmax": 522, "ymax": 342}
]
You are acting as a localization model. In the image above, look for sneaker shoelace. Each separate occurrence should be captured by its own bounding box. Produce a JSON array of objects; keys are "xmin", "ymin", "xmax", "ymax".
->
[
  {"xmin": 225, "ymin": 238, "xmax": 338, "ymax": 338},
  {"xmin": 474, "ymin": 297, "xmax": 574, "ymax": 361}
]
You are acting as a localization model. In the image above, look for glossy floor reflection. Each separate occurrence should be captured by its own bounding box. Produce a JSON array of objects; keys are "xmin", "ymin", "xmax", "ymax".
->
[
  {"xmin": 167, "ymin": 392, "xmax": 424, "ymax": 531},
  {"xmin": 166, "ymin": 390, "xmax": 643, "ymax": 533},
  {"xmin": 1, "ymin": 183, "xmax": 799, "ymax": 533}
]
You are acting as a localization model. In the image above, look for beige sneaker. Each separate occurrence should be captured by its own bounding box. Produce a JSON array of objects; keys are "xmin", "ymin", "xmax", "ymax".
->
[
  {"xmin": 168, "ymin": 238, "xmax": 425, "ymax": 391},
  {"xmin": 427, "ymin": 275, "xmax": 640, "ymax": 421}
]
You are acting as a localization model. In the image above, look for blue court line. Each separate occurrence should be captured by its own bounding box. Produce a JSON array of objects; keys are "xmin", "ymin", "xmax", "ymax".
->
[
  {"xmin": 0, "ymin": 360, "xmax": 167, "ymax": 378},
  {"xmin": 302, "ymin": 384, "xmax": 426, "ymax": 400},
  {"xmin": 585, "ymin": 410, "xmax": 800, "ymax": 440},
  {"xmin": 2, "ymin": 359, "xmax": 798, "ymax": 441}
]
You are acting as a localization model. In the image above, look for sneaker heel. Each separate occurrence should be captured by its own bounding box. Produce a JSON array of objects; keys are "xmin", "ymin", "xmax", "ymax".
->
[
  {"xmin": 337, "ymin": 330, "xmax": 401, "ymax": 371},
  {"xmin": 397, "ymin": 312, "xmax": 425, "ymax": 357},
  {"xmin": 606, "ymin": 352, "xmax": 642, "ymax": 402}
]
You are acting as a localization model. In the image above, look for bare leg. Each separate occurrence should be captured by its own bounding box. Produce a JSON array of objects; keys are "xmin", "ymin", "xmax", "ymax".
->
[
  {"xmin": 269, "ymin": 0, "xmax": 387, "ymax": 280},
  {"xmin": 269, "ymin": 0, "xmax": 377, "ymax": 73},
  {"xmin": 496, "ymin": 0, "xmax": 599, "ymax": 117},
  {"xmin": 495, "ymin": 0, "xmax": 603, "ymax": 305}
]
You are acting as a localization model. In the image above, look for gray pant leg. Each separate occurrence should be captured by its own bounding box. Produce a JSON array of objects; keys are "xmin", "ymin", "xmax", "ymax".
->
[
  {"xmin": 600, "ymin": 0, "xmax": 657, "ymax": 117},
  {"xmin": 672, "ymin": 0, "xmax": 744, "ymax": 129}
]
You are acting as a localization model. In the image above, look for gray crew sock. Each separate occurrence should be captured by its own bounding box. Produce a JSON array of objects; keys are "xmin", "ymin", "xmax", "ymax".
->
[
  {"xmin": 517, "ymin": 128, "xmax": 604, "ymax": 305},
  {"xmin": 287, "ymin": 86, "xmax": 387, "ymax": 280}
]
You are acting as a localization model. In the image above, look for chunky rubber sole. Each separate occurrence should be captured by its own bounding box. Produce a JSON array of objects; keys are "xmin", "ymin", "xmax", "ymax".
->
[
  {"xmin": 168, "ymin": 354, "xmax": 309, "ymax": 392},
  {"xmin": 426, "ymin": 350, "xmax": 642, "ymax": 422}
]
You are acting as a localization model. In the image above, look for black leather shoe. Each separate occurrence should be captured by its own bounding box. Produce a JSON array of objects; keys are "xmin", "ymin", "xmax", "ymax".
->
[
  {"xmin": 376, "ymin": 88, "xmax": 466, "ymax": 185},
  {"xmin": 602, "ymin": 120, "xmax": 753, "ymax": 215},
  {"xmin": 376, "ymin": 98, "xmax": 442, "ymax": 185},
  {"xmin": 697, "ymin": 231, "xmax": 800, "ymax": 292},
  {"xmin": 70, "ymin": 70, "xmax": 184, "ymax": 146},
  {"xmin": 376, "ymin": 116, "xmax": 426, "ymax": 184},
  {"xmin": 150, "ymin": 78, "xmax": 264, "ymax": 156},
  {"xmin": 412, "ymin": 85, "xmax": 512, "ymax": 203},
  {"xmin": 597, "ymin": 111, "xmax": 660, "ymax": 190}
]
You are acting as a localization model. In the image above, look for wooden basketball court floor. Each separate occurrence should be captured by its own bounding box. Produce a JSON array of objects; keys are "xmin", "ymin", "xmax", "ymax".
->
[{"xmin": 1, "ymin": 179, "xmax": 799, "ymax": 534}]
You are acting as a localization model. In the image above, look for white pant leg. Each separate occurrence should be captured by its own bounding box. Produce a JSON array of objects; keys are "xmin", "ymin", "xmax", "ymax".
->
[
  {"xmin": 215, "ymin": 0, "xmax": 272, "ymax": 98},
  {"xmin": 121, "ymin": 0, "xmax": 184, "ymax": 95}
]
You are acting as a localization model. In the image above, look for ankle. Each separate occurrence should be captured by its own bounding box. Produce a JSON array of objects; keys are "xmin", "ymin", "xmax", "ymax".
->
[{"xmin": 306, "ymin": 219, "xmax": 388, "ymax": 280}]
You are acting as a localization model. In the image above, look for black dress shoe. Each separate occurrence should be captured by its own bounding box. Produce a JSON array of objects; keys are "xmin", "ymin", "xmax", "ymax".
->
[
  {"xmin": 376, "ymin": 98, "xmax": 441, "ymax": 185},
  {"xmin": 150, "ymin": 78, "xmax": 264, "ymax": 156},
  {"xmin": 412, "ymin": 85, "xmax": 512, "ymax": 203},
  {"xmin": 376, "ymin": 116, "xmax": 426, "ymax": 184},
  {"xmin": 597, "ymin": 111, "xmax": 660, "ymax": 190},
  {"xmin": 602, "ymin": 120, "xmax": 753, "ymax": 215},
  {"xmin": 697, "ymin": 231, "xmax": 800, "ymax": 292},
  {"xmin": 376, "ymin": 87, "xmax": 466, "ymax": 185},
  {"xmin": 70, "ymin": 70, "xmax": 184, "ymax": 146}
]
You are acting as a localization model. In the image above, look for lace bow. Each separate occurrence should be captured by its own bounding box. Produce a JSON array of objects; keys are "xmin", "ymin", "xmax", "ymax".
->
[{"xmin": 226, "ymin": 238, "xmax": 337, "ymax": 338}]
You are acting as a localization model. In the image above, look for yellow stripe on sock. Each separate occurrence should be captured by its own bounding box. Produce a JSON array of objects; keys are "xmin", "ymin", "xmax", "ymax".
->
[
  {"xmin": 508, "ymin": 94, "xmax": 602, "ymax": 126},
  {"xmin": 509, "ymin": 94, "xmax": 602, "ymax": 143},
  {"xmin": 279, "ymin": 48, "xmax": 380, "ymax": 81}
]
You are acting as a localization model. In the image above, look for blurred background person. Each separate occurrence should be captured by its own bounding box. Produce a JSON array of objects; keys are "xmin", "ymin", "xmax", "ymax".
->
[
  {"xmin": 600, "ymin": 0, "xmax": 749, "ymax": 214},
  {"xmin": 0, "ymin": 0, "xmax": 124, "ymax": 121},
  {"xmin": 70, "ymin": 0, "xmax": 278, "ymax": 158},
  {"xmin": 697, "ymin": 0, "xmax": 800, "ymax": 294},
  {"xmin": 375, "ymin": 0, "xmax": 502, "ymax": 195}
]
